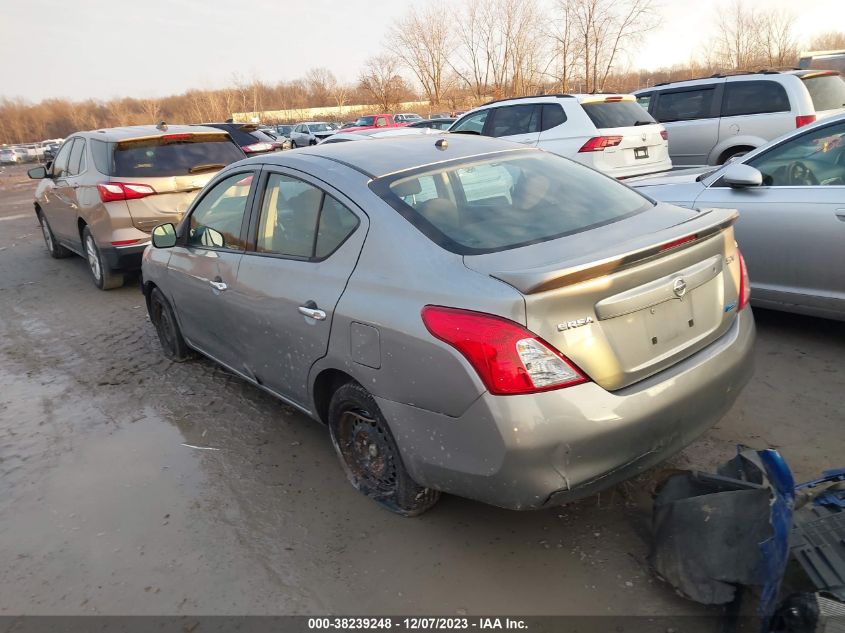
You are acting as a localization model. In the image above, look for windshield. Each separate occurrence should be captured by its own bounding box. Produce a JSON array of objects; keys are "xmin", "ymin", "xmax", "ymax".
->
[
  {"xmin": 373, "ymin": 151, "xmax": 651, "ymax": 255},
  {"xmin": 354, "ymin": 116, "xmax": 376, "ymax": 127},
  {"xmin": 309, "ymin": 123, "xmax": 331, "ymax": 132},
  {"xmin": 112, "ymin": 136, "xmax": 244, "ymax": 177},
  {"xmin": 802, "ymin": 74, "xmax": 845, "ymax": 111},
  {"xmin": 582, "ymin": 101, "xmax": 656, "ymax": 128},
  {"xmin": 276, "ymin": 125, "xmax": 293, "ymax": 135}
]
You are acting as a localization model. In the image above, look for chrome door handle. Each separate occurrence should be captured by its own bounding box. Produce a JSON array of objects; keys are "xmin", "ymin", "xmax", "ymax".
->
[
  {"xmin": 209, "ymin": 279, "xmax": 228, "ymax": 292},
  {"xmin": 298, "ymin": 305, "xmax": 326, "ymax": 321}
]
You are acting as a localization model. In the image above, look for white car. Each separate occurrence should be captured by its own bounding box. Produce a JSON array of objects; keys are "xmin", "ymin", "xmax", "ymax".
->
[
  {"xmin": 0, "ymin": 148, "xmax": 20, "ymax": 164},
  {"xmin": 319, "ymin": 127, "xmax": 445, "ymax": 144},
  {"xmin": 449, "ymin": 94, "xmax": 672, "ymax": 179}
]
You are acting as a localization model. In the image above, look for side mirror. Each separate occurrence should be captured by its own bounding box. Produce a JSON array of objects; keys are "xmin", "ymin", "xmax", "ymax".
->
[
  {"xmin": 722, "ymin": 163, "xmax": 762, "ymax": 188},
  {"xmin": 27, "ymin": 166, "xmax": 47, "ymax": 180},
  {"xmin": 151, "ymin": 223, "xmax": 177, "ymax": 248}
]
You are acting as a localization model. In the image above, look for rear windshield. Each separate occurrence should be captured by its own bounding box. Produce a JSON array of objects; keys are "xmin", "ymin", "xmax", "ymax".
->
[
  {"xmin": 373, "ymin": 151, "xmax": 651, "ymax": 255},
  {"xmin": 112, "ymin": 136, "xmax": 244, "ymax": 177},
  {"xmin": 802, "ymin": 74, "xmax": 845, "ymax": 112},
  {"xmin": 582, "ymin": 101, "xmax": 656, "ymax": 129}
]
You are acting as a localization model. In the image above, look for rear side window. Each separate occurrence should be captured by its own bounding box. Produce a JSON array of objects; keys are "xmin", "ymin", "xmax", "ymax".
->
[
  {"xmin": 636, "ymin": 93, "xmax": 653, "ymax": 110},
  {"xmin": 654, "ymin": 88, "xmax": 715, "ymax": 122},
  {"xmin": 256, "ymin": 173, "xmax": 359, "ymax": 260},
  {"xmin": 375, "ymin": 151, "xmax": 650, "ymax": 255},
  {"xmin": 112, "ymin": 135, "xmax": 244, "ymax": 177},
  {"xmin": 582, "ymin": 101, "xmax": 655, "ymax": 128},
  {"xmin": 722, "ymin": 81, "xmax": 789, "ymax": 116},
  {"xmin": 802, "ymin": 74, "xmax": 845, "ymax": 111},
  {"xmin": 90, "ymin": 139, "xmax": 111, "ymax": 174},
  {"xmin": 487, "ymin": 105, "xmax": 540, "ymax": 137},
  {"xmin": 541, "ymin": 104, "xmax": 567, "ymax": 130}
]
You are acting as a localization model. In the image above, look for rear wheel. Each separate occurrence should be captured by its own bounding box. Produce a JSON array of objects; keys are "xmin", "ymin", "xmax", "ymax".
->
[
  {"xmin": 328, "ymin": 382, "xmax": 440, "ymax": 517},
  {"xmin": 149, "ymin": 287, "xmax": 193, "ymax": 361},
  {"xmin": 719, "ymin": 146, "xmax": 753, "ymax": 164},
  {"xmin": 82, "ymin": 226, "xmax": 124, "ymax": 290},
  {"xmin": 37, "ymin": 210, "xmax": 71, "ymax": 259}
]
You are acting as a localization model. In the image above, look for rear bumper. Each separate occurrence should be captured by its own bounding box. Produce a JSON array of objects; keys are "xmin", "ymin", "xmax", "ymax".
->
[
  {"xmin": 100, "ymin": 242, "xmax": 149, "ymax": 272},
  {"xmin": 376, "ymin": 309, "xmax": 755, "ymax": 510}
]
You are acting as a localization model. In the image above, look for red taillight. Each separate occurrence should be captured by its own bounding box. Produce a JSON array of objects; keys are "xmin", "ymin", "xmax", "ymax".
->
[
  {"xmin": 241, "ymin": 142, "xmax": 273, "ymax": 154},
  {"xmin": 738, "ymin": 251, "xmax": 751, "ymax": 311},
  {"xmin": 578, "ymin": 136, "xmax": 623, "ymax": 152},
  {"xmin": 795, "ymin": 115, "xmax": 816, "ymax": 128},
  {"xmin": 97, "ymin": 182, "xmax": 156, "ymax": 203},
  {"xmin": 660, "ymin": 129, "xmax": 668, "ymax": 141},
  {"xmin": 659, "ymin": 234, "xmax": 697, "ymax": 251},
  {"xmin": 421, "ymin": 306, "xmax": 588, "ymax": 395}
]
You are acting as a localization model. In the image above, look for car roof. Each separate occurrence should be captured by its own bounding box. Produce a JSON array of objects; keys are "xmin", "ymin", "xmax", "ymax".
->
[
  {"xmin": 82, "ymin": 124, "xmax": 225, "ymax": 142},
  {"xmin": 262, "ymin": 133, "xmax": 525, "ymax": 178}
]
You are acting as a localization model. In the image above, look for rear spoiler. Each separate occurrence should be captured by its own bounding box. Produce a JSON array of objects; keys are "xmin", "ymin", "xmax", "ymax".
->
[
  {"xmin": 491, "ymin": 208, "xmax": 739, "ymax": 294},
  {"xmin": 115, "ymin": 132, "xmax": 232, "ymax": 147}
]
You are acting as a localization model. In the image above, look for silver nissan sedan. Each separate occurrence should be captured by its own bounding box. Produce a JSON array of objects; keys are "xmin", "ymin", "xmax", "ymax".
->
[{"xmin": 141, "ymin": 134, "xmax": 755, "ymax": 516}]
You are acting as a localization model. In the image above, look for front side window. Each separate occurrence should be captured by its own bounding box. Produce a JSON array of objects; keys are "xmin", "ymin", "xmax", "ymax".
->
[
  {"xmin": 747, "ymin": 121, "xmax": 845, "ymax": 186},
  {"xmin": 654, "ymin": 88, "xmax": 716, "ymax": 122},
  {"xmin": 722, "ymin": 81, "xmax": 789, "ymax": 116},
  {"xmin": 256, "ymin": 173, "xmax": 359, "ymax": 259},
  {"xmin": 376, "ymin": 117, "xmax": 388, "ymax": 127},
  {"xmin": 374, "ymin": 151, "xmax": 651, "ymax": 254},
  {"xmin": 487, "ymin": 105, "xmax": 540, "ymax": 137},
  {"xmin": 66, "ymin": 138, "xmax": 86, "ymax": 176},
  {"xmin": 450, "ymin": 109, "xmax": 489, "ymax": 134},
  {"xmin": 188, "ymin": 172, "xmax": 254, "ymax": 250},
  {"xmin": 51, "ymin": 140, "xmax": 74, "ymax": 178}
]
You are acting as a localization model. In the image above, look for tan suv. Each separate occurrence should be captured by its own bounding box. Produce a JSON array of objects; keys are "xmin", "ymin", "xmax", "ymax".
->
[{"xmin": 28, "ymin": 125, "xmax": 245, "ymax": 289}]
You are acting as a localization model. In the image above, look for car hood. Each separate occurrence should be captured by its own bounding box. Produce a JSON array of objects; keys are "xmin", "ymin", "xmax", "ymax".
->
[{"xmin": 626, "ymin": 167, "xmax": 714, "ymax": 187}]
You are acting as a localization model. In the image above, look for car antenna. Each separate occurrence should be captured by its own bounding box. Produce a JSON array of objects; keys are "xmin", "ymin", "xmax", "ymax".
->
[{"xmin": 156, "ymin": 121, "xmax": 168, "ymax": 131}]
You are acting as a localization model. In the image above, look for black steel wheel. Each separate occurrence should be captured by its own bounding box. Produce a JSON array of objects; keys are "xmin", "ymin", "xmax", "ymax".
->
[
  {"xmin": 149, "ymin": 287, "xmax": 193, "ymax": 362},
  {"xmin": 328, "ymin": 382, "xmax": 440, "ymax": 516}
]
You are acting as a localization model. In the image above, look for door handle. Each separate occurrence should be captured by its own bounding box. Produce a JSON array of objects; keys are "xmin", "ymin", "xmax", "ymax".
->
[
  {"xmin": 298, "ymin": 301, "xmax": 326, "ymax": 321},
  {"xmin": 836, "ymin": 209, "xmax": 845, "ymax": 222},
  {"xmin": 209, "ymin": 278, "xmax": 228, "ymax": 292}
]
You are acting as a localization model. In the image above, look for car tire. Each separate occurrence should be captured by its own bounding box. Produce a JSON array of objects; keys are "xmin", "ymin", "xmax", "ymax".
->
[
  {"xmin": 719, "ymin": 147, "xmax": 753, "ymax": 164},
  {"xmin": 82, "ymin": 226, "xmax": 124, "ymax": 290},
  {"xmin": 149, "ymin": 287, "xmax": 193, "ymax": 362},
  {"xmin": 36, "ymin": 209, "xmax": 72, "ymax": 259},
  {"xmin": 328, "ymin": 381, "xmax": 440, "ymax": 517},
  {"xmin": 309, "ymin": 139, "xmax": 317, "ymax": 146}
]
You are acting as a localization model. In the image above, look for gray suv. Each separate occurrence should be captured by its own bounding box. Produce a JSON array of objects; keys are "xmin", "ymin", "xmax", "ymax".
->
[{"xmin": 634, "ymin": 70, "xmax": 845, "ymax": 166}]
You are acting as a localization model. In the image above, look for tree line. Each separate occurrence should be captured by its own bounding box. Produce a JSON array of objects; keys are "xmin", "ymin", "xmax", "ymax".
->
[{"xmin": 1, "ymin": 0, "xmax": 844, "ymax": 145}]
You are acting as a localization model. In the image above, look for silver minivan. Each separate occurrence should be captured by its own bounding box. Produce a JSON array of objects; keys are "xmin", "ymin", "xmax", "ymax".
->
[{"xmin": 634, "ymin": 70, "xmax": 845, "ymax": 166}]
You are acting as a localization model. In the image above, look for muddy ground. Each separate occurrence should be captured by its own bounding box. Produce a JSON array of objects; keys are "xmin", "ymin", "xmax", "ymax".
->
[{"xmin": 0, "ymin": 163, "xmax": 842, "ymax": 618}]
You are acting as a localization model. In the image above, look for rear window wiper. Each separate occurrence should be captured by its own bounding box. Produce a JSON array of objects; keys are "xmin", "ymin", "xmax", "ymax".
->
[
  {"xmin": 634, "ymin": 120, "xmax": 655, "ymax": 126},
  {"xmin": 189, "ymin": 163, "xmax": 225, "ymax": 174}
]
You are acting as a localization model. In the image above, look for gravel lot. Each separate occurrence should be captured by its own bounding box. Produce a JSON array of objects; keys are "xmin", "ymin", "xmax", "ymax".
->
[{"xmin": 0, "ymin": 163, "xmax": 842, "ymax": 618}]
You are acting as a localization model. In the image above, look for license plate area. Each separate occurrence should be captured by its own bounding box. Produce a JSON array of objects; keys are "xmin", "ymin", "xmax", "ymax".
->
[
  {"xmin": 634, "ymin": 147, "xmax": 649, "ymax": 159},
  {"xmin": 645, "ymin": 296, "xmax": 696, "ymax": 349}
]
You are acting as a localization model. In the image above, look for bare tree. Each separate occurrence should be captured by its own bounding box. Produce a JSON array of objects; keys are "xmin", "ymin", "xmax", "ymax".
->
[
  {"xmin": 808, "ymin": 31, "xmax": 845, "ymax": 51},
  {"xmin": 567, "ymin": 0, "xmax": 659, "ymax": 93},
  {"xmin": 548, "ymin": 0, "xmax": 582, "ymax": 92},
  {"xmin": 713, "ymin": 0, "xmax": 760, "ymax": 70},
  {"xmin": 358, "ymin": 55, "xmax": 408, "ymax": 111},
  {"xmin": 306, "ymin": 67, "xmax": 338, "ymax": 107},
  {"xmin": 387, "ymin": 2, "xmax": 453, "ymax": 106},
  {"xmin": 451, "ymin": 0, "xmax": 494, "ymax": 101},
  {"xmin": 758, "ymin": 9, "xmax": 798, "ymax": 68}
]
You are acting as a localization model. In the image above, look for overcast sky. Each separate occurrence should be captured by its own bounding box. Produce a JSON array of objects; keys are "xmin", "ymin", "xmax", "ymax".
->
[{"xmin": 1, "ymin": 0, "xmax": 842, "ymax": 103}]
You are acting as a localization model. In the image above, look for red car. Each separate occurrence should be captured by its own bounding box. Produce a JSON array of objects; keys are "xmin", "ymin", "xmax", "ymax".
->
[{"xmin": 339, "ymin": 114, "xmax": 408, "ymax": 133}]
